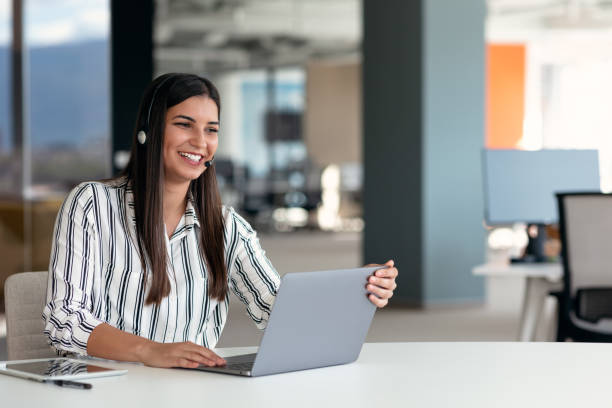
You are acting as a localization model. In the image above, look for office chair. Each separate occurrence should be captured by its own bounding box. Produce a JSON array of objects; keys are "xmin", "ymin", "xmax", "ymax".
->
[
  {"xmin": 4, "ymin": 271, "xmax": 56, "ymax": 360},
  {"xmin": 553, "ymin": 193, "xmax": 612, "ymax": 342}
]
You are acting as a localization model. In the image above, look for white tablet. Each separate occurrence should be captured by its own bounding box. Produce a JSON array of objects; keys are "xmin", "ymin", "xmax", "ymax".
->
[{"xmin": 0, "ymin": 357, "xmax": 127, "ymax": 381}]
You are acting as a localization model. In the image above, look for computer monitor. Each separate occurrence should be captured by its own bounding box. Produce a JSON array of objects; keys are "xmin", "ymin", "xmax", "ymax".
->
[{"xmin": 483, "ymin": 149, "xmax": 600, "ymax": 262}]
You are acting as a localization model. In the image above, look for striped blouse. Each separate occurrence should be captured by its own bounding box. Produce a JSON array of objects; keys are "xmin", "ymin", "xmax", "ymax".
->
[{"xmin": 42, "ymin": 178, "xmax": 281, "ymax": 356}]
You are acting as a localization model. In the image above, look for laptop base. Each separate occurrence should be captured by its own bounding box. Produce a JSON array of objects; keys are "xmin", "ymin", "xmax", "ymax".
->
[{"xmin": 191, "ymin": 353, "xmax": 257, "ymax": 377}]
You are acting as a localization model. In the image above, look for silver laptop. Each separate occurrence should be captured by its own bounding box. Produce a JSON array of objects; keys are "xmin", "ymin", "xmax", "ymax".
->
[{"xmin": 193, "ymin": 266, "xmax": 385, "ymax": 377}]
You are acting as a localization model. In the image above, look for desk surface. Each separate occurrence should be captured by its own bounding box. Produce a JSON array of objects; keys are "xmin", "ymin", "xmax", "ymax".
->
[
  {"xmin": 1, "ymin": 342, "xmax": 610, "ymax": 407},
  {"xmin": 473, "ymin": 262, "xmax": 562, "ymax": 281}
]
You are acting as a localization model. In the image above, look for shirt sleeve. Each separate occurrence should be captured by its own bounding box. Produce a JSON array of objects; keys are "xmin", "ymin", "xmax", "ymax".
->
[
  {"xmin": 225, "ymin": 207, "xmax": 281, "ymax": 329},
  {"xmin": 42, "ymin": 183, "xmax": 104, "ymax": 355}
]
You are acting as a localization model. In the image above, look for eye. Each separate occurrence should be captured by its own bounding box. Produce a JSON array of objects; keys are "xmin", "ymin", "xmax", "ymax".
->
[
  {"xmin": 207, "ymin": 127, "xmax": 219, "ymax": 134},
  {"xmin": 175, "ymin": 122, "xmax": 191, "ymax": 128}
]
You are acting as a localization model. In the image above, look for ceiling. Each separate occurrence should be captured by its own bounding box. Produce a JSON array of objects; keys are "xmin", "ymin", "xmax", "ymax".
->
[
  {"xmin": 154, "ymin": 0, "xmax": 612, "ymax": 74},
  {"xmin": 154, "ymin": 0, "xmax": 361, "ymax": 74},
  {"xmin": 487, "ymin": 0, "xmax": 612, "ymax": 41}
]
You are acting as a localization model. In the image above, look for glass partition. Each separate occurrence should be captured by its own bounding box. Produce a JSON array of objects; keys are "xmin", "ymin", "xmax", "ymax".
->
[{"xmin": 0, "ymin": 0, "xmax": 110, "ymax": 308}]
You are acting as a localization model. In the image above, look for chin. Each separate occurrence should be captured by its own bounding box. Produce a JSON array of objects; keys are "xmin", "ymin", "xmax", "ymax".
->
[
  {"xmin": 185, "ymin": 170, "xmax": 206, "ymax": 181},
  {"xmin": 165, "ymin": 160, "xmax": 208, "ymax": 183},
  {"xmin": 168, "ymin": 170, "xmax": 205, "ymax": 184}
]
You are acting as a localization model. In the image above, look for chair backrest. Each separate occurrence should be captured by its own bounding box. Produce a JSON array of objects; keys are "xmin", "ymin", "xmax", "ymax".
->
[
  {"xmin": 558, "ymin": 193, "xmax": 612, "ymax": 297},
  {"xmin": 4, "ymin": 271, "xmax": 56, "ymax": 360}
]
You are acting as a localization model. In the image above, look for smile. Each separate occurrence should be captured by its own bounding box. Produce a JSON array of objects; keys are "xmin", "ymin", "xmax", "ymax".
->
[{"xmin": 179, "ymin": 151, "xmax": 203, "ymax": 164}]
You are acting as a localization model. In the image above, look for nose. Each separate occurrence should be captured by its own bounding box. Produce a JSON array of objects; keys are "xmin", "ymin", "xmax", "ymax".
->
[{"xmin": 191, "ymin": 128, "xmax": 209, "ymax": 148}]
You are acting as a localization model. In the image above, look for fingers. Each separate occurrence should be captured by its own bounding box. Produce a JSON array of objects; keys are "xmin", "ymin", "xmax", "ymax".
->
[
  {"xmin": 364, "ymin": 260, "xmax": 392, "ymax": 268},
  {"xmin": 184, "ymin": 342, "xmax": 226, "ymax": 366},
  {"xmin": 368, "ymin": 274, "xmax": 397, "ymax": 290},
  {"xmin": 184, "ymin": 350, "xmax": 218, "ymax": 367},
  {"xmin": 149, "ymin": 342, "xmax": 226, "ymax": 368},
  {"xmin": 177, "ymin": 358, "xmax": 200, "ymax": 369},
  {"xmin": 364, "ymin": 260, "xmax": 399, "ymax": 278},
  {"xmin": 365, "ymin": 260, "xmax": 398, "ymax": 308},
  {"xmin": 375, "ymin": 263, "xmax": 398, "ymax": 279},
  {"xmin": 367, "ymin": 282, "xmax": 394, "ymax": 300},
  {"xmin": 369, "ymin": 293, "xmax": 388, "ymax": 308}
]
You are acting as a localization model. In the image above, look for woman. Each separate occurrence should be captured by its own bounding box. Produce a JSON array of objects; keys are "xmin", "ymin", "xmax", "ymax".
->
[{"xmin": 42, "ymin": 73, "xmax": 398, "ymax": 369}]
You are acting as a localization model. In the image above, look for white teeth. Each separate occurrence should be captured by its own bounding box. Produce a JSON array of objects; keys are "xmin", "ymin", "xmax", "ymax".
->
[{"xmin": 179, "ymin": 152, "xmax": 202, "ymax": 162}]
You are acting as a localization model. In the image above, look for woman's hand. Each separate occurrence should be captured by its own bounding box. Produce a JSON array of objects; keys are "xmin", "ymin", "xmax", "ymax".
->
[
  {"xmin": 138, "ymin": 341, "xmax": 226, "ymax": 369},
  {"xmin": 365, "ymin": 260, "xmax": 398, "ymax": 308}
]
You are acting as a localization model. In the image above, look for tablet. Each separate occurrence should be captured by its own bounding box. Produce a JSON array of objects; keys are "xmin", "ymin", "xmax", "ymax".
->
[{"xmin": 0, "ymin": 358, "xmax": 127, "ymax": 381}]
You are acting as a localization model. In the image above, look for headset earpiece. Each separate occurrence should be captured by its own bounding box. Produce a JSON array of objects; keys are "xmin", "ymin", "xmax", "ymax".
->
[
  {"xmin": 138, "ymin": 74, "xmax": 175, "ymax": 146},
  {"xmin": 137, "ymin": 130, "xmax": 147, "ymax": 145}
]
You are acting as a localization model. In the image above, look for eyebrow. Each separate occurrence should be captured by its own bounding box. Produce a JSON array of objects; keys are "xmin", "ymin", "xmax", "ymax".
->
[
  {"xmin": 172, "ymin": 115, "xmax": 219, "ymax": 125},
  {"xmin": 172, "ymin": 114, "xmax": 195, "ymax": 122}
]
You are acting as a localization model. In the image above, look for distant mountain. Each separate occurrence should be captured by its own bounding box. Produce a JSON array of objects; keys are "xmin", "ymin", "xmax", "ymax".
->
[{"xmin": 0, "ymin": 40, "xmax": 109, "ymax": 151}]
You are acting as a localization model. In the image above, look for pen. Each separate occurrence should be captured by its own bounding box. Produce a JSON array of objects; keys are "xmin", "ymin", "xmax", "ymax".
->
[{"xmin": 43, "ymin": 379, "xmax": 93, "ymax": 390}]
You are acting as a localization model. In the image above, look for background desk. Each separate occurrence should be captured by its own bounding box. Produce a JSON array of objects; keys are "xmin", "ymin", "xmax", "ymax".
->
[
  {"xmin": 1, "ymin": 342, "xmax": 611, "ymax": 407},
  {"xmin": 473, "ymin": 263, "xmax": 562, "ymax": 341}
]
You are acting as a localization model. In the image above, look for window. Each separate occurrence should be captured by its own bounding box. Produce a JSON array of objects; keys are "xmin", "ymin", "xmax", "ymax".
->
[
  {"xmin": 26, "ymin": 0, "xmax": 111, "ymax": 194},
  {"xmin": 0, "ymin": 0, "xmax": 110, "ymax": 289}
]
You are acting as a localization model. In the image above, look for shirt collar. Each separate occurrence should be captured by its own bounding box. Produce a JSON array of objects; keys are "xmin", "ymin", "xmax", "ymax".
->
[{"xmin": 124, "ymin": 183, "xmax": 201, "ymax": 230}]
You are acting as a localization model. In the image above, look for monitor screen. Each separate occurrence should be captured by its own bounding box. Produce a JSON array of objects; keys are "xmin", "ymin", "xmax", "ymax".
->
[
  {"xmin": 483, "ymin": 149, "xmax": 600, "ymax": 225},
  {"xmin": 265, "ymin": 111, "xmax": 302, "ymax": 142}
]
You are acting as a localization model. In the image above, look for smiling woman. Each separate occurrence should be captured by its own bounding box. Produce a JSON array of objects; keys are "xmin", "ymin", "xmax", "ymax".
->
[
  {"xmin": 163, "ymin": 96, "xmax": 219, "ymax": 183},
  {"xmin": 41, "ymin": 73, "xmax": 399, "ymax": 369},
  {"xmin": 122, "ymin": 74, "xmax": 228, "ymax": 306}
]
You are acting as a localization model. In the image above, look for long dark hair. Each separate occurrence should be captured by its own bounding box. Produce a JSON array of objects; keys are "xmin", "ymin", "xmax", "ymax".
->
[{"xmin": 122, "ymin": 73, "xmax": 227, "ymax": 305}]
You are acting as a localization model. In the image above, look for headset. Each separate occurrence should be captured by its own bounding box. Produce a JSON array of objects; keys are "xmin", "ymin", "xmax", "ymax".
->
[{"xmin": 137, "ymin": 74, "xmax": 214, "ymax": 168}]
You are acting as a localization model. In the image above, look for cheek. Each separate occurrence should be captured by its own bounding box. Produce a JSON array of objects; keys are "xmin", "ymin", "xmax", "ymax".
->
[
  {"xmin": 164, "ymin": 128, "xmax": 188, "ymax": 151},
  {"xmin": 209, "ymin": 137, "xmax": 219, "ymax": 152},
  {"xmin": 162, "ymin": 129, "xmax": 179, "ymax": 165},
  {"xmin": 162, "ymin": 147, "xmax": 172, "ymax": 166},
  {"xmin": 162, "ymin": 138, "xmax": 173, "ymax": 157},
  {"xmin": 164, "ymin": 127, "xmax": 181, "ymax": 146}
]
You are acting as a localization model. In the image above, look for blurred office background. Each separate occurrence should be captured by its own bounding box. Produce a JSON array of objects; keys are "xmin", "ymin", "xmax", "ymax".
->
[{"xmin": 2, "ymin": 0, "xmax": 612, "ymax": 357}]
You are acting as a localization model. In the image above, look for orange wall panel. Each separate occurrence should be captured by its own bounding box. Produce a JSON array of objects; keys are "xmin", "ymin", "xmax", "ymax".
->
[{"xmin": 486, "ymin": 44, "xmax": 526, "ymax": 149}]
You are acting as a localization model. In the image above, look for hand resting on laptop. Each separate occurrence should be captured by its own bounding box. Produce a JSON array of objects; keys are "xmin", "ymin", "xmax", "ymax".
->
[{"xmin": 364, "ymin": 260, "xmax": 398, "ymax": 308}]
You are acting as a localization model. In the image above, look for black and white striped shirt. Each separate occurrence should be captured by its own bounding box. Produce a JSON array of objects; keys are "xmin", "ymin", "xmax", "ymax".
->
[{"xmin": 42, "ymin": 178, "xmax": 280, "ymax": 355}]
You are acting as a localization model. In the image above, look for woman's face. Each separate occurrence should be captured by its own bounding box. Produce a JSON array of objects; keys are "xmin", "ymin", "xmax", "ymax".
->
[{"xmin": 162, "ymin": 95, "xmax": 219, "ymax": 185}]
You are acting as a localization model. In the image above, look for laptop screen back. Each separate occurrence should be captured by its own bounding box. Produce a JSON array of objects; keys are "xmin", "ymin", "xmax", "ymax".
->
[{"xmin": 251, "ymin": 266, "xmax": 380, "ymax": 376}]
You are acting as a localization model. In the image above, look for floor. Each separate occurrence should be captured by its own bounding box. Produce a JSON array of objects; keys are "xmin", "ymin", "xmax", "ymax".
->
[{"xmin": 0, "ymin": 231, "xmax": 528, "ymax": 360}]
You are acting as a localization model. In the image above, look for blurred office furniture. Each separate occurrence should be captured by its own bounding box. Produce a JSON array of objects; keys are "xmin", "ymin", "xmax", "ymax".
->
[
  {"xmin": 242, "ymin": 162, "xmax": 322, "ymax": 231},
  {"xmin": 215, "ymin": 158, "xmax": 247, "ymax": 210},
  {"xmin": 482, "ymin": 149, "xmax": 600, "ymax": 262},
  {"xmin": 3, "ymin": 342, "xmax": 612, "ymax": 406},
  {"xmin": 473, "ymin": 263, "xmax": 562, "ymax": 341},
  {"xmin": 265, "ymin": 110, "xmax": 302, "ymax": 143},
  {"xmin": 554, "ymin": 193, "xmax": 612, "ymax": 342},
  {"xmin": 4, "ymin": 271, "xmax": 55, "ymax": 360},
  {"xmin": 0, "ymin": 199, "xmax": 61, "ymax": 305}
]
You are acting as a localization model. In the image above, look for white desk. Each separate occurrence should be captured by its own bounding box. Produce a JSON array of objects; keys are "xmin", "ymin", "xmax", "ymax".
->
[
  {"xmin": 1, "ymin": 342, "xmax": 611, "ymax": 407},
  {"xmin": 473, "ymin": 263, "xmax": 563, "ymax": 341}
]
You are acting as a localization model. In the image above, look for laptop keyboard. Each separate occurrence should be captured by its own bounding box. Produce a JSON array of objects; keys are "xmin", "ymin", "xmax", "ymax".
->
[
  {"xmin": 225, "ymin": 362, "xmax": 254, "ymax": 371},
  {"xmin": 219, "ymin": 353, "xmax": 257, "ymax": 372}
]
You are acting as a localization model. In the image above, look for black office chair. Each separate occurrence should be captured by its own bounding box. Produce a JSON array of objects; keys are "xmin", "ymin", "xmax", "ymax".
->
[{"xmin": 553, "ymin": 192, "xmax": 612, "ymax": 342}]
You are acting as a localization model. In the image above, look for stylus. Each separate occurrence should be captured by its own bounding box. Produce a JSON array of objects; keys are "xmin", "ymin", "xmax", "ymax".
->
[{"xmin": 44, "ymin": 379, "xmax": 93, "ymax": 389}]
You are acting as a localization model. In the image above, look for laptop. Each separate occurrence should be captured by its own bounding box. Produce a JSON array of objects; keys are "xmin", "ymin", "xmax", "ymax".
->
[{"xmin": 193, "ymin": 265, "xmax": 385, "ymax": 377}]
